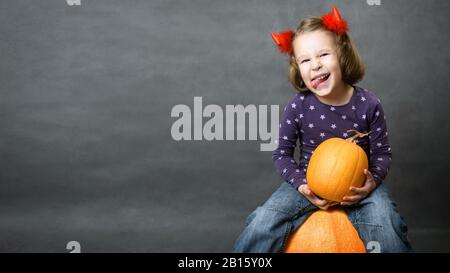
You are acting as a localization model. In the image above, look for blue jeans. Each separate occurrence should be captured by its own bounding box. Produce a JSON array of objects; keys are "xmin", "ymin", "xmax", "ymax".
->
[{"xmin": 233, "ymin": 182, "xmax": 412, "ymax": 253}]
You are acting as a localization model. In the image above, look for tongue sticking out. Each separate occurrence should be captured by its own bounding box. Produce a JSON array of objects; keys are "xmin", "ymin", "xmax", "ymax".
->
[{"xmin": 311, "ymin": 73, "xmax": 330, "ymax": 89}]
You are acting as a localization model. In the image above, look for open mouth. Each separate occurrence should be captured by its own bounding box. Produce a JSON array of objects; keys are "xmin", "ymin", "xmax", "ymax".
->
[{"xmin": 311, "ymin": 73, "xmax": 331, "ymax": 89}]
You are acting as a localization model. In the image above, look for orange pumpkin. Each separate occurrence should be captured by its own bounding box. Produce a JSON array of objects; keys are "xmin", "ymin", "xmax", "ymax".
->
[
  {"xmin": 306, "ymin": 130, "xmax": 369, "ymax": 202},
  {"xmin": 284, "ymin": 208, "xmax": 366, "ymax": 253}
]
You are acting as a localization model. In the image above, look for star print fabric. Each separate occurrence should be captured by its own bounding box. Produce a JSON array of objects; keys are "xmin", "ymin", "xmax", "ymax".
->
[{"xmin": 272, "ymin": 86, "xmax": 392, "ymax": 189}]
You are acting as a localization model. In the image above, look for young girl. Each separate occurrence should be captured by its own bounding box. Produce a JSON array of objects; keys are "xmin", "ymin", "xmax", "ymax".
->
[{"xmin": 233, "ymin": 6, "xmax": 412, "ymax": 253}]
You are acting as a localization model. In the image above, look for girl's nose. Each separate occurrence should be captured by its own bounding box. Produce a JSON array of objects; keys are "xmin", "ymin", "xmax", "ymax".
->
[{"xmin": 311, "ymin": 58, "xmax": 322, "ymax": 71}]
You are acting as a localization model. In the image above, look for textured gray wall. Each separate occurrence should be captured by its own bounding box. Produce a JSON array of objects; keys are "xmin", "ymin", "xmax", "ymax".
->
[{"xmin": 0, "ymin": 0, "xmax": 449, "ymax": 252}]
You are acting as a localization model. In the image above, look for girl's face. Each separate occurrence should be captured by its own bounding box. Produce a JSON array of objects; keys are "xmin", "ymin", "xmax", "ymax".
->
[{"xmin": 293, "ymin": 30, "xmax": 343, "ymax": 97}]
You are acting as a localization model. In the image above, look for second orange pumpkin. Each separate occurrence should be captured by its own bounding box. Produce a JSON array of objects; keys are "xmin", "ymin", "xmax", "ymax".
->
[{"xmin": 284, "ymin": 208, "xmax": 366, "ymax": 253}]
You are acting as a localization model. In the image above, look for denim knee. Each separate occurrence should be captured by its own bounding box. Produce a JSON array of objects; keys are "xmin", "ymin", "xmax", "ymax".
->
[
  {"xmin": 235, "ymin": 206, "xmax": 293, "ymax": 252},
  {"xmin": 358, "ymin": 184, "xmax": 405, "ymax": 226},
  {"xmin": 351, "ymin": 184, "xmax": 412, "ymax": 252},
  {"xmin": 261, "ymin": 182, "xmax": 314, "ymax": 217},
  {"xmin": 245, "ymin": 206, "xmax": 291, "ymax": 230}
]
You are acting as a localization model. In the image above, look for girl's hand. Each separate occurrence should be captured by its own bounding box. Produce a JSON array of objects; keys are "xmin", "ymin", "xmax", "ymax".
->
[
  {"xmin": 298, "ymin": 184, "xmax": 338, "ymax": 210},
  {"xmin": 340, "ymin": 169, "xmax": 377, "ymax": 206}
]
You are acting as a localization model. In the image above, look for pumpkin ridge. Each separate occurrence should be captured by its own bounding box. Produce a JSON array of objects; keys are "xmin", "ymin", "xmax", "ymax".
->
[
  {"xmin": 334, "ymin": 140, "xmax": 353, "ymax": 201},
  {"xmin": 358, "ymin": 147, "xmax": 367, "ymax": 184},
  {"xmin": 329, "ymin": 140, "xmax": 345, "ymax": 200},
  {"xmin": 330, "ymin": 210, "xmax": 340, "ymax": 251},
  {"xmin": 355, "ymin": 147, "xmax": 367, "ymax": 188},
  {"xmin": 348, "ymin": 143, "xmax": 360, "ymax": 195},
  {"xmin": 337, "ymin": 142, "xmax": 352, "ymax": 200},
  {"xmin": 333, "ymin": 141, "xmax": 345, "ymax": 200}
]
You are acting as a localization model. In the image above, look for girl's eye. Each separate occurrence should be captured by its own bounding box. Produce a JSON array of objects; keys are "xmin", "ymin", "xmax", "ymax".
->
[
  {"xmin": 320, "ymin": 53, "xmax": 329, "ymax": 57},
  {"xmin": 300, "ymin": 59, "xmax": 310, "ymax": 64}
]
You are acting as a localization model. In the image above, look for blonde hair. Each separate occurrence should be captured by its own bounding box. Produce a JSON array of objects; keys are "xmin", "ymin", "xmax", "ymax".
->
[{"xmin": 288, "ymin": 17, "xmax": 365, "ymax": 92}]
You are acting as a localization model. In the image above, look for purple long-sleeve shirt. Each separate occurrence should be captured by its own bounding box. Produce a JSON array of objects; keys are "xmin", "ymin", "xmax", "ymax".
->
[{"xmin": 272, "ymin": 86, "xmax": 392, "ymax": 189}]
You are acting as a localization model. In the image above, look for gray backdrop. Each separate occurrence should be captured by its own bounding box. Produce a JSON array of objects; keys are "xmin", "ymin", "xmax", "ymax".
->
[{"xmin": 1, "ymin": 0, "xmax": 449, "ymax": 252}]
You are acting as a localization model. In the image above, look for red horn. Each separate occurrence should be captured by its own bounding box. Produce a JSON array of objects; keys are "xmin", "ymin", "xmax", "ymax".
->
[
  {"xmin": 332, "ymin": 6, "xmax": 342, "ymax": 21},
  {"xmin": 271, "ymin": 32, "xmax": 281, "ymax": 46},
  {"xmin": 271, "ymin": 30, "xmax": 293, "ymax": 55},
  {"xmin": 322, "ymin": 5, "xmax": 348, "ymax": 35}
]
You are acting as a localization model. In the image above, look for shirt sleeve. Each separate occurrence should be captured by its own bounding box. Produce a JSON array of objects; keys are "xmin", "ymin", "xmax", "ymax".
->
[
  {"xmin": 272, "ymin": 97, "xmax": 305, "ymax": 189},
  {"xmin": 368, "ymin": 101, "xmax": 392, "ymax": 185}
]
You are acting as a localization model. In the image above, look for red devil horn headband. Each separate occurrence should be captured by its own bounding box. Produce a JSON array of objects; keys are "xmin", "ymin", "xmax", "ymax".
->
[{"xmin": 271, "ymin": 5, "xmax": 348, "ymax": 55}]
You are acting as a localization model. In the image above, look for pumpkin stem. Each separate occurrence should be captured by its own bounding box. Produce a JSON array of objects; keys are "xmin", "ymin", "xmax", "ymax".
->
[{"xmin": 345, "ymin": 130, "xmax": 371, "ymax": 143}]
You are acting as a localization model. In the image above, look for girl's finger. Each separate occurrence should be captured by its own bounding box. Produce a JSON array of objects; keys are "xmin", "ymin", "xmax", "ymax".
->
[
  {"xmin": 350, "ymin": 186, "xmax": 366, "ymax": 194},
  {"xmin": 342, "ymin": 194, "xmax": 363, "ymax": 202},
  {"xmin": 302, "ymin": 191, "xmax": 319, "ymax": 205},
  {"xmin": 364, "ymin": 169, "xmax": 375, "ymax": 181},
  {"xmin": 313, "ymin": 197, "xmax": 328, "ymax": 207},
  {"xmin": 340, "ymin": 201, "xmax": 356, "ymax": 206},
  {"xmin": 298, "ymin": 185, "xmax": 308, "ymax": 195},
  {"xmin": 305, "ymin": 188, "xmax": 312, "ymax": 196},
  {"xmin": 301, "ymin": 185, "xmax": 313, "ymax": 196},
  {"xmin": 307, "ymin": 194, "xmax": 328, "ymax": 207},
  {"xmin": 300, "ymin": 186, "xmax": 330, "ymax": 208}
]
